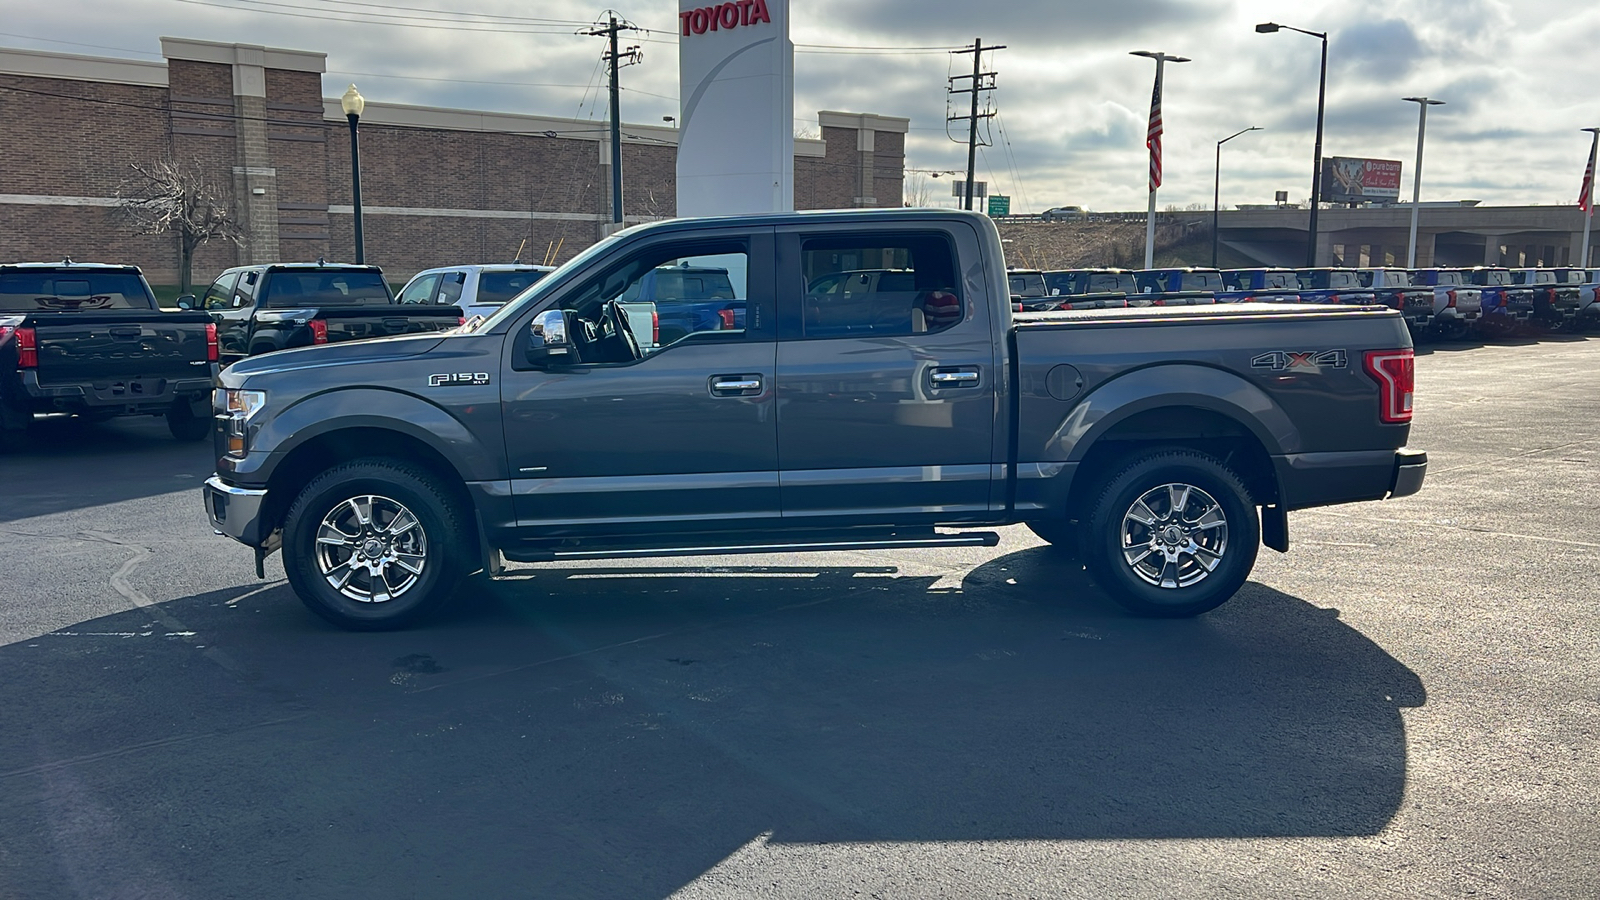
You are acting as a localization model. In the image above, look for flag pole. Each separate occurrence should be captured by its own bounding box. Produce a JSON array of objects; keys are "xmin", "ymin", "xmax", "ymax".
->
[
  {"xmin": 1581, "ymin": 128, "xmax": 1599, "ymax": 270},
  {"xmin": 1130, "ymin": 51, "xmax": 1190, "ymax": 270}
]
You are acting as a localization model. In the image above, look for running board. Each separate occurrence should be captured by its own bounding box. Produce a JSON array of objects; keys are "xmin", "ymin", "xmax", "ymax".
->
[{"xmin": 499, "ymin": 531, "xmax": 1000, "ymax": 564}]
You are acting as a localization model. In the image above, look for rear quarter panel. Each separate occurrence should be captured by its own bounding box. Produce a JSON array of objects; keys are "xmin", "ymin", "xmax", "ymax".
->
[{"xmin": 1013, "ymin": 306, "xmax": 1414, "ymax": 465}]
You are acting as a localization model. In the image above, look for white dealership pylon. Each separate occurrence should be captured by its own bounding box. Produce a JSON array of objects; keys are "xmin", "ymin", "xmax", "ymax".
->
[{"xmin": 676, "ymin": 0, "xmax": 794, "ymax": 217}]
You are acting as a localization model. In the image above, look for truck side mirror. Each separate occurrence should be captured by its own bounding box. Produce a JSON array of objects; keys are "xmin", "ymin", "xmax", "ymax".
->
[
  {"xmin": 525, "ymin": 309, "xmax": 576, "ymax": 366},
  {"xmin": 175, "ymin": 294, "xmax": 196, "ymax": 310}
]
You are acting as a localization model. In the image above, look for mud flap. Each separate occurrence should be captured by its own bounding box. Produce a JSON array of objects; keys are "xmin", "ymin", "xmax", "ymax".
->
[{"xmin": 1261, "ymin": 505, "xmax": 1289, "ymax": 552}]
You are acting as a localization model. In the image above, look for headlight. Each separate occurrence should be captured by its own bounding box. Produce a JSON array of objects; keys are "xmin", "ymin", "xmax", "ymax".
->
[{"xmin": 214, "ymin": 389, "xmax": 267, "ymax": 457}]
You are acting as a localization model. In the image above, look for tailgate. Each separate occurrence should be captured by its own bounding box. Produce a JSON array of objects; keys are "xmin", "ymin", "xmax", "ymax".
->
[
  {"xmin": 318, "ymin": 306, "xmax": 463, "ymax": 343},
  {"xmin": 27, "ymin": 311, "xmax": 212, "ymax": 385}
]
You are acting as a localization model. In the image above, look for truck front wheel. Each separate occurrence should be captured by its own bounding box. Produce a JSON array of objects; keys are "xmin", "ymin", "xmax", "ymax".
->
[
  {"xmin": 282, "ymin": 459, "xmax": 468, "ymax": 630},
  {"xmin": 1082, "ymin": 449, "xmax": 1258, "ymax": 618}
]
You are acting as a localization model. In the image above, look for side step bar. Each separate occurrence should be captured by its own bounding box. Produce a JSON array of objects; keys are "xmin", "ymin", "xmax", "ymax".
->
[{"xmin": 499, "ymin": 531, "xmax": 1000, "ymax": 564}]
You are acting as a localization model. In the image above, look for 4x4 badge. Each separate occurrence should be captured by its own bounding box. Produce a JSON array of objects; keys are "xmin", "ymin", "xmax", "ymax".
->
[
  {"xmin": 428, "ymin": 372, "xmax": 491, "ymax": 387},
  {"xmin": 1250, "ymin": 350, "xmax": 1348, "ymax": 371}
]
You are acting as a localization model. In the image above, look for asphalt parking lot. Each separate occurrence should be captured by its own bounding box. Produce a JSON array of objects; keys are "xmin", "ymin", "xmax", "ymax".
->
[{"xmin": 1, "ymin": 335, "xmax": 1596, "ymax": 899}]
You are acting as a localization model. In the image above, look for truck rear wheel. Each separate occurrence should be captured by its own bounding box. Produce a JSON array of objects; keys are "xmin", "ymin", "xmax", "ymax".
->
[
  {"xmin": 282, "ymin": 458, "xmax": 468, "ymax": 630},
  {"xmin": 1082, "ymin": 449, "xmax": 1258, "ymax": 618}
]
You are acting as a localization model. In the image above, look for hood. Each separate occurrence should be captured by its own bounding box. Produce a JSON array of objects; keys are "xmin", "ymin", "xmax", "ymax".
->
[{"xmin": 219, "ymin": 332, "xmax": 448, "ymax": 386}]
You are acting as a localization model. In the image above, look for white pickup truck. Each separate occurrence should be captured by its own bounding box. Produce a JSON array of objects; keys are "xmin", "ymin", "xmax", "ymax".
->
[
  {"xmin": 396, "ymin": 264, "xmax": 556, "ymax": 320},
  {"xmin": 1408, "ymin": 268, "xmax": 1483, "ymax": 340}
]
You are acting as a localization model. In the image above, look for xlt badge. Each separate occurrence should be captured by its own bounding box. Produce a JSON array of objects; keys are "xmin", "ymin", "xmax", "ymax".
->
[{"xmin": 428, "ymin": 372, "xmax": 491, "ymax": 387}]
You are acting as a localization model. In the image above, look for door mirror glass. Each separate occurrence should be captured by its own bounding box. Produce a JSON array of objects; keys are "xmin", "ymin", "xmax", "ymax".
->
[
  {"xmin": 175, "ymin": 294, "xmax": 196, "ymax": 310},
  {"xmin": 525, "ymin": 309, "xmax": 575, "ymax": 365}
]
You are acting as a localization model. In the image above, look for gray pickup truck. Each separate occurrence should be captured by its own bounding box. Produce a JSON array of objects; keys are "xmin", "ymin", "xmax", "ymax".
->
[{"xmin": 202, "ymin": 209, "xmax": 1426, "ymax": 630}]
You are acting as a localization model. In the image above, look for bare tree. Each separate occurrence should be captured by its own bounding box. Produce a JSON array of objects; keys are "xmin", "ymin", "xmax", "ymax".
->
[
  {"xmin": 117, "ymin": 159, "xmax": 241, "ymax": 294},
  {"xmin": 904, "ymin": 172, "xmax": 932, "ymax": 208}
]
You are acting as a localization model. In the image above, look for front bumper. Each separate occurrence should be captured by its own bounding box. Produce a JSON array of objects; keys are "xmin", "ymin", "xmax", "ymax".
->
[{"xmin": 203, "ymin": 475, "xmax": 269, "ymax": 547}]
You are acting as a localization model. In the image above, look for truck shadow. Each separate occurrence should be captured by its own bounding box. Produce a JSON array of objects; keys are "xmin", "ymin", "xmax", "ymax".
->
[
  {"xmin": 0, "ymin": 548, "xmax": 1423, "ymax": 899},
  {"xmin": 0, "ymin": 415, "xmax": 215, "ymax": 523}
]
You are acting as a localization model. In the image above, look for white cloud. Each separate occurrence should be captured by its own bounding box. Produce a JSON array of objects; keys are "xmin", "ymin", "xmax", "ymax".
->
[{"xmin": 3, "ymin": 0, "xmax": 1598, "ymax": 212}]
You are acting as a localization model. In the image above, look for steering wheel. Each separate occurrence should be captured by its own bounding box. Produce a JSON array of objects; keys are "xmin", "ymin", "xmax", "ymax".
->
[{"xmin": 597, "ymin": 299, "xmax": 642, "ymax": 363}]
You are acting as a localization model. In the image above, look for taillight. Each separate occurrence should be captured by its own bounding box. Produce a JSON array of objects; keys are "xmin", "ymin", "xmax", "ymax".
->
[
  {"xmin": 308, "ymin": 319, "xmax": 328, "ymax": 344},
  {"xmin": 1014, "ymin": 302, "xmax": 1023, "ymax": 313},
  {"xmin": 15, "ymin": 327, "xmax": 37, "ymax": 368},
  {"xmin": 1446, "ymin": 289, "xmax": 1457, "ymax": 308},
  {"xmin": 205, "ymin": 322, "xmax": 219, "ymax": 362},
  {"xmin": 1364, "ymin": 349, "xmax": 1415, "ymax": 425},
  {"xmin": 458, "ymin": 317, "xmax": 466, "ymax": 326},
  {"xmin": 718, "ymin": 309, "xmax": 737, "ymax": 329},
  {"xmin": 651, "ymin": 309, "xmax": 660, "ymax": 345},
  {"xmin": 1330, "ymin": 293, "xmax": 1341, "ymax": 304}
]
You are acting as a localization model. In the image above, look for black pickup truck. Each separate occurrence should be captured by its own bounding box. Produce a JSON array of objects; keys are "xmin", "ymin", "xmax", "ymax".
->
[
  {"xmin": 192, "ymin": 263, "xmax": 464, "ymax": 362},
  {"xmin": 1043, "ymin": 269, "xmax": 1131, "ymax": 309},
  {"xmin": 0, "ymin": 262, "xmax": 216, "ymax": 445},
  {"xmin": 203, "ymin": 209, "xmax": 1426, "ymax": 630}
]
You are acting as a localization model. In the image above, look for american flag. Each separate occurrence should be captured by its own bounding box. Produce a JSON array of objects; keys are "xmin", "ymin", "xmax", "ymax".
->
[
  {"xmin": 1581, "ymin": 147, "xmax": 1595, "ymax": 212},
  {"xmin": 1147, "ymin": 77, "xmax": 1163, "ymax": 192}
]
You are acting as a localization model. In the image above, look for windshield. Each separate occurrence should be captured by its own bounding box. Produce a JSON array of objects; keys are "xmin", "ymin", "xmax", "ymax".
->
[
  {"xmin": 473, "ymin": 232, "xmax": 626, "ymax": 332},
  {"xmin": 0, "ymin": 271, "xmax": 155, "ymax": 311},
  {"xmin": 477, "ymin": 270, "xmax": 550, "ymax": 305},
  {"xmin": 263, "ymin": 271, "xmax": 392, "ymax": 306}
]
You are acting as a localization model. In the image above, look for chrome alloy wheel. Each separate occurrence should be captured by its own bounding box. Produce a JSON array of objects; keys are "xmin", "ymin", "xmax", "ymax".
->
[
  {"xmin": 1119, "ymin": 482, "xmax": 1229, "ymax": 589},
  {"xmin": 314, "ymin": 494, "xmax": 428, "ymax": 603}
]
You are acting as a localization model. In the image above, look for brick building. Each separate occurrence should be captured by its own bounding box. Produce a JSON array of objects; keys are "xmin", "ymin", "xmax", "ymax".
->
[{"xmin": 0, "ymin": 39, "xmax": 908, "ymax": 286}]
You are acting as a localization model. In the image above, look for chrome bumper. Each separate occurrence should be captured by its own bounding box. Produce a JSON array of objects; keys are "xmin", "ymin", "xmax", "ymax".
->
[{"xmin": 203, "ymin": 475, "xmax": 269, "ymax": 547}]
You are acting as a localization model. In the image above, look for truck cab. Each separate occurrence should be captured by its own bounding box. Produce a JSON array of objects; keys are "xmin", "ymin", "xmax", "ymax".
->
[{"xmin": 1220, "ymin": 269, "xmax": 1302, "ymax": 303}]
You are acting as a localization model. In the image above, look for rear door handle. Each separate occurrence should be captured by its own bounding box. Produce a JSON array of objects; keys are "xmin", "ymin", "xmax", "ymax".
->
[
  {"xmin": 710, "ymin": 374, "xmax": 763, "ymax": 396},
  {"xmin": 930, "ymin": 368, "xmax": 980, "ymax": 386}
]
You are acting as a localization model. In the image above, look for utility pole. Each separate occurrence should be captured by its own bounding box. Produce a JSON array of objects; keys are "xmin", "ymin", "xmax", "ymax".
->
[
  {"xmin": 585, "ymin": 15, "xmax": 642, "ymax": 226},
  {"xmin": 948, "ymin": 38, "xmax": 1003, "ymax": 211}
]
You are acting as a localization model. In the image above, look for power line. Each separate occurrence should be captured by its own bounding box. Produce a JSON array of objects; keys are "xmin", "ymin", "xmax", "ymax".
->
[{"xmin": 948, "ymin": 38, "xmax": 1003, "ymax": 211}]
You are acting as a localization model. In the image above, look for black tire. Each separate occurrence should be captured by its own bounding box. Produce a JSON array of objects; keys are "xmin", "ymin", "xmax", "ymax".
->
[
  {"xmin": 1026, "ymin": 518, "xmax": 1078, "ymax": 557},
  {"xmin": 166, "ymin": 404, "xmax": 211, "ymax": 441},
  {"xmin": 1081, "ymin": 448, "xmax": 1258, "ymax": 618},
  {"xmin": 282, "ymin": 458, "xmax": 468, "ymax": 631}
]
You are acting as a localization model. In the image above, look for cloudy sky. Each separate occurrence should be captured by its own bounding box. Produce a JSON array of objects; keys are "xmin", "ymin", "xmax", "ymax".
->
[{"xmin": 5, "ymin": 0, "xmax": 1598, "ymax": 213}]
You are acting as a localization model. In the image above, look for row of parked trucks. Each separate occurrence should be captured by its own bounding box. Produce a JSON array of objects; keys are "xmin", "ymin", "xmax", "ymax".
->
[{"xmin": 1007, "ymin": 265, "xmax": 1600, "ymax": 341}]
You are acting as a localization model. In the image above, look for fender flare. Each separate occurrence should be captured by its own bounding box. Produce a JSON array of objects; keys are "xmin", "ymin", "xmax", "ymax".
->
[
  {"xmin": 253, "ymin": 387, "xmax": 499, "ymax": 483},
  {"xmin": 1048, "ymin": 363, "xmax": 1302, "ymax": 463}
]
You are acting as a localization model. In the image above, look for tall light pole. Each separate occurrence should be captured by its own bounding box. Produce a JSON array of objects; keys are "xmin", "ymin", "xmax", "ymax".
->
[
  {"xmin": 1131, "ymin": 50, "xmax": 1190, "ymax": 269},
  {"xmin": 1403, "ymin": 97, "xmax": 1445, "ymax": 268},
  {"xmin": 1256, "ymin": 22, "xmax": 1328, "ymax": 267},
  {"xmin": 1214, "ymin": 126, "xmax": 1261, "ymax": 268},
  {"xmin": 1582, "ymin": 127, "xmax": 1599, "ymax": 269},
  {"xmin": 340, "ymin": 84, "xmax": 366, "ymax": 265}
]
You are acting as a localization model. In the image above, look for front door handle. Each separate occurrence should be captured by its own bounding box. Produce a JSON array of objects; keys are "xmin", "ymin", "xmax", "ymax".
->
[
  {"xmin": 710, "ymin": 374, "xmax": 763, "ymax": 396},
  {"xmin": 930, "ymin": 368, "xmax": 980, "ymax": 386}
]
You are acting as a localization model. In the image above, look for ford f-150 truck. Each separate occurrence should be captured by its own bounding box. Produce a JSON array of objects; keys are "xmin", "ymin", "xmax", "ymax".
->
[
  {"xmin": 1, "ymin": 262, "xmax": 217, "ymax": 446},
  {"xmin": 194, "ymin": 263, "xmax": 465, "ymax": 362},
  {"xmin": 1409, "ymin": 268, "xmax": 1482, "ymax": 340},
  {"xmin": 1508, "ymin": 267, "xmax": 1583, "ymax": 330},
  {"xmin": 1461, "ymin": 266, "xmax": 1535, "ymax": 331},
  {"xmin": 202, "ymin": 209, "xmax": 1426, "ymax": 630},
  {"xmin": 1220, "ymin": 269, "xmax": 1303, "ymax": 303},
  {"xmin": 1350, "ymin": 268, "xmax": 1434, "ymax": 335},
  {"xmin": 1041, "ymin": 269, "xmax": 1132, "ymax": 310}
]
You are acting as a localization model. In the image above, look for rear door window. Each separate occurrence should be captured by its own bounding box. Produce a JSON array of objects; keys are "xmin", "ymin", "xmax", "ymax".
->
[
  {"xmin": 477, "ymin": 270, "xmax": 548, "ymax": 305},
  {"xmin": 796, "ymin": 233, "xmax": 963, "ymax": 338}
]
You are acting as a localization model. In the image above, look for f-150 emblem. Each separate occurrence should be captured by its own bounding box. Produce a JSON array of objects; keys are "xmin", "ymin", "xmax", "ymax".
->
[
  {"xmin": 1251, "ymin": 350, "xmax": 1348, "ymax": 371},
  {"xmin": 428, "ymin": 372, "xmax": 491, "ymax": 387}
]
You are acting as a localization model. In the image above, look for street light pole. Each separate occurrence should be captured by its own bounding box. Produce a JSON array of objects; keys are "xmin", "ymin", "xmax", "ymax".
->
[
  {"xmin": 1404, "ymin": 97, "xmax": 1445, "ymax": 268},
  {"xmin": 1582, "ymin": 128, "xmax": 1600, "ymax": 269},
  {"xmin": 1256, "ymin": 22, "xmax": 1329, "ymax": 266},
  {"xmin": 1131, "ymin": 50, "xmax": 1190, "ymax": 269},
  {"xmin": 340, "ymin": 84, "xmax": 366, "ymax": 265},
  {"xmin": 1214, "ymin": 126, "xmax": 1261, "ymax": 268}
]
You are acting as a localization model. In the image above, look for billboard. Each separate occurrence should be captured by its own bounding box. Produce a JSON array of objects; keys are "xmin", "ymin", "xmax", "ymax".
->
[{"xmin": 1321, "ymin": 157, "xmax": 1403, "ymax": 203}]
